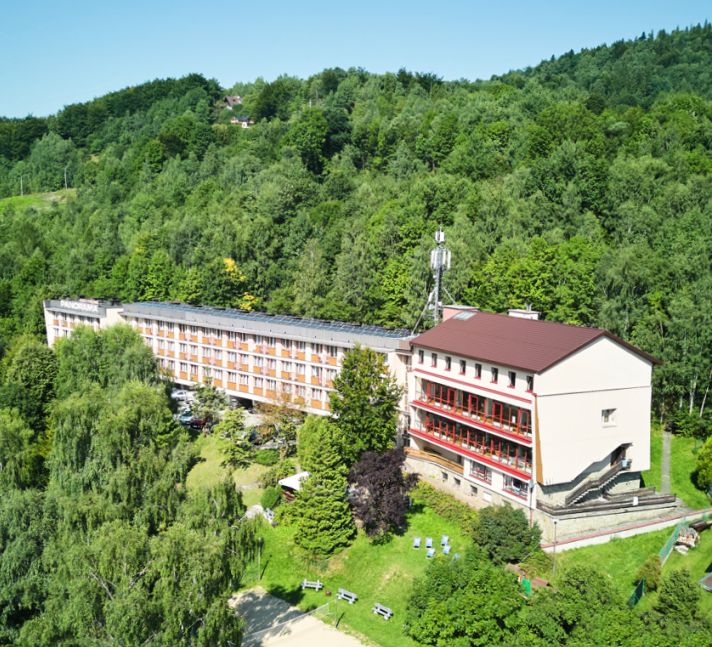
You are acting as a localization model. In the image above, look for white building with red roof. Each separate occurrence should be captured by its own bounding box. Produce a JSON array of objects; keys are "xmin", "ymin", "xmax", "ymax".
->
[{"xmin": 406, "ymin": 306, "xmax": 677, "ymax": 539}]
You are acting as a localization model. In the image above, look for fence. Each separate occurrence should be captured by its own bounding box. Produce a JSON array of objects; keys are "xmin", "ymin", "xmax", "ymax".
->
[
  {"xmin": 627, "ymin": 578, "xmax": 645, "ymax": 608},
  {"xmin": 659, "ymin": 514, "xmax": 687, "ymax": 565}
]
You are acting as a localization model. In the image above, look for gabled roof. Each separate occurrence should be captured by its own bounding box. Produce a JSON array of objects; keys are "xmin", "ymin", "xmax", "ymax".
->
[{"xmin": 412, "ymin": 311, "xmax": 661, "ymax": 374}]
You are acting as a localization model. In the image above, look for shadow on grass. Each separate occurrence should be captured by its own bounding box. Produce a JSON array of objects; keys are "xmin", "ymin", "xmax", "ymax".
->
[
  {"xmin": 260, "ymin": 557, "xmax": 271, "ymax": 580},
  {"xmin": 267, "ymin": 584, "xmax": 305, "ymax": 608}
]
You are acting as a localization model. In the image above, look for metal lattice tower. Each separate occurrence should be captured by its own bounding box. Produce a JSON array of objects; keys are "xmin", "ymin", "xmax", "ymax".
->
[{"xmin": 427, "ymin": 228, "xmax": 452, "ymax": 326}]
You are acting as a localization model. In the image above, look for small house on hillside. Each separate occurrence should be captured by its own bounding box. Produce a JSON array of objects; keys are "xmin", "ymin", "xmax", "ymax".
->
[
  {"xmin": 231, "ymin": 116, "xmax": 254, "ymax": 128},
  {"xmin": 225, "ymin": 95, "xmax": 243, "ymax": 109},
  {"xmin": 278, "ymin": 471, "xmax": 310, "ymax": 502}
]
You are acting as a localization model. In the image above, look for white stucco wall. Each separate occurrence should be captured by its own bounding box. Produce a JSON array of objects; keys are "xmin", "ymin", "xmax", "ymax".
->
[{"xmin": 535, "ymin": 337, "xmax": 653, "ymax": 485}]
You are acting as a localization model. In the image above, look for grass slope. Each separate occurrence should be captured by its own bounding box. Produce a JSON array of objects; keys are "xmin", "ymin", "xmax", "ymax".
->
[
  {"xmin": 0, "ymin": 189, "xmax": 76, "ymax": 215},
  {"xmin": 641, "ymin": 426, "xmax": 710, "ymax": 509},
  {"xmin": 186, "ymin": 435, "xmax": 268, "ymax": 503},
  {"xmin": 239, "ymin": 503, "xmax": 467, "ymax": 647}
]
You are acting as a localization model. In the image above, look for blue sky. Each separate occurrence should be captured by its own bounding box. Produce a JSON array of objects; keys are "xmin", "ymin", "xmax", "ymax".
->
[{"xmin": 1, "ymin": 0, "xmax": 709, "ymax": 118}]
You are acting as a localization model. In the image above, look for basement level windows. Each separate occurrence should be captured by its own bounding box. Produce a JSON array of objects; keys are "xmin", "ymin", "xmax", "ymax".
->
[
  {"xmin": 431, "ymin": 353, "xmax": 438, "ymax": 367},
  {"xmin": 491, "ymin": 367, "xmax": 498, "ymax": 384},
  {"xmin": 602, "ymin": 409, "xmax": 617, "ymax": 425},
  {"xmin": 508, "ymin": 371, "xmax": 516, "ymax": 388},
  {"xmin": 475, "ymin": 363, "xmax": 482, "ymax": 379}
]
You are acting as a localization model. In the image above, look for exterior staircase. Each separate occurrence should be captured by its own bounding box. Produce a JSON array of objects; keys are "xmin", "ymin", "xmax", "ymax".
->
[{"xmin": 564, "ymin": 460, "xmax": 631, "ymax": 507}]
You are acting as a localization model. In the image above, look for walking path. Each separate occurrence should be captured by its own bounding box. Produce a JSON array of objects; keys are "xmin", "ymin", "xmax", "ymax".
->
[{"xmin": 661, "ymin": 430, "xmax": 672, "ymax": 495}]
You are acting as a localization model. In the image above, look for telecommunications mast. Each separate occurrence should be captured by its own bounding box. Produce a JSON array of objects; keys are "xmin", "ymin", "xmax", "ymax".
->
[{"xmin": 429, "ymin": 228, "xmax": 451, "ymax": 325}]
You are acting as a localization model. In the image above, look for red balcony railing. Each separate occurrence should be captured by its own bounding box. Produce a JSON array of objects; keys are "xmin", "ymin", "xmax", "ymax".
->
[
  {"xmin": 414, "ymin": 411, "xmax": 532, "ymax": 477},
  {"xmin": 416, "ymin": 379, "xmax": 532, "ymax": 440}
]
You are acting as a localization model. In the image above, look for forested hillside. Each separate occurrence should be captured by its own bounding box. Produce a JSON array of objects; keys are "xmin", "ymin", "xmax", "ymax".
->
[{"xmin": 2, "ymin": 24, "xmax": 712, "ymax": 426}]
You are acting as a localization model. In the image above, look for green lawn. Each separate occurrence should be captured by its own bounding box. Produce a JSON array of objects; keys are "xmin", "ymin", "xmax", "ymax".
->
[
  {"xmin": 238, "ymin": 503, "xmax": 468, "ymax": 647},
  {"xmin": 0, "ymin": 189, "xmax": 75, "ymax": 215},
  {"xmin": 641, "ymin": 426, "xmax": 710, "ymax": 510},
  {"xmin": 186, "ymin": 435, "xmax": 268, "ymax": 504}
]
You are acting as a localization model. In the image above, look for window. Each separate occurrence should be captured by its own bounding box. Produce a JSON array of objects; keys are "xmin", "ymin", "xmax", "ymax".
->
[
  {"xmin": 503, "ymin": 475, "xmax": 528, "ymax": 499},
  {"xmin": 228, "ymin": 352, "xmax": 236, "ymax": 362},
  {"xmin": 214, "ymin": 370, "xmax": 223, "ymax": 381},
  {"xmin": 454, "ymin": 478, "xmax": 461, "ymax": 488},
  {"xmin": 459, "ymin": 359, "xmax": 466, "ymax": 374},
  {"xmin": 470, "ymin": 485, "xmax": 478, "ymax": 497},
  {"xmin": 180, "ymin": 362, "xmax": 188, "ymax": 373},
  {"xmin": 168, "ymin": 341, "xmax": 175, "ymax": 351},
  {"xmin": 602, "ymin": 409, "xmax": 617, "ymax": 425},
  {"xmin": 54, "ymin": 328, "xmax": 59, "ymax": 337},
  {"xmin": 179, "ymin": 343, "xmax": 186, "ymax": 354},
  {"xmin": 167, "ymin": 322, "xmax": 174, "ymax": 331},
  {"xmin": 418, "ymin": 349, "xmax": 424, "ymax": 364},
  {"xmin": 483, "ymin": 491, "xmax": 492, "ymax": 503},
  {"xmin": 168, "ymin": 360, "xmax": 175, "ymax": 371},
  {"xmin": 297, "ymin": 363, "xmax": 306, "ymax": 375},
  {"xmin": 202, "ymin": 366, "xmax": 211, "ymax": 377},
  {"xmin": 297, "ymin": 341, "xmax": 306, "ymax": 352},
  {"xmin": 313, "ymin": 344, "xmax": 324, "ymax": 355},
  {"xmin": 255, "ymin": 335, "xmax": 263, "ymax": 345},
  {"xmin": 179, "ymin": 324, "xmax": 187, "ymax": 334},
  {"xmin": 268, "ymin": 358, "xmax": 276, "ymax": 370},
  {"xmin": 445, "ymin": 356, "xmax": 451, "ymax": 371},
  {"xmin": 215, "ymin": 350, "xmax": 222, "ymax": 360},
  {"xmin": 238, "ymin": 332, "xmax": 247, "ymax": 343},
  {"xmin": 297, "ymin": 385, "xmax": 307, "ymax": 398},
  {"xmin": 190, "ymin": 364, "xmax": 199, "ymax": 376},
  {"xmin": 328, "ymin": 346, "xmax": 338, "ymax": 358},
  {"xmin": 471, "ymin": 462, "xmax": 492, "ymax": 483},
  {"xmin": 254, "ymin": 378, "xmax": 263, "ymax": 389},
  {"xmin": 441, "ymin": 472, "xmax": 448, "ymax": 482},
  {"xmin": 228, "ymin": 372, "xmax": 237, "ymax": 383},
  {"xmin": 203, "ymin": 347, "xmax": 211, "ymax": 358},
  {"xmin": 312, "ymin": 366, "xmax": 322, "ymax": 378},
  {"xmin": 158, "ymin": 340, "xmax": 165, "ymax": 349},
  {"xmin": 491, "ymin": 367, "xmax": 498, "ymax": 383},
  {"xmin": 328, "ymin": 369, "xmax": 337, "ymax": 381},
  {"xmin": 508, "ymin": 371, "xmax": 516, "ymax": 388},
  {"xmin": 240, "ymin": 354, "xmax": 248, "ymax": 365},
  {"xmin": 431, "ymin": 353, "xmax": 438, "ymax": 367},
  {"xmin": 268, "ymin": 337, "xmax": 276, "ymax": 348},
  {"xmin": 282, "ymin": 361, "xmax": 292, "ymax": 372},
  {"xmin": 267, "ymin": 379, "xmax": 276, "ymax": 391},
  {"xmin": 190, "ymin": 345, "xmax": 198, "ymax": 356},
  {"xmin": 475, "ymin": 363, "xmax": 482, "ymax": 379},
  {"xmin": 190, "ymin": 326, "xmax": 198, "ymax": 334},
  {"xmin": 254, "ymin": 356, "xmax": 264, "ymax": 368},
  {"xmin": 526, "ymin": 375, "xmax": 534, "ymax": 392},
  {"xmin": 228, "ymin": 331, "xmax": 236, "ymax": 341},
  {"xmin": 240, "ymin": 374, "xmax": 249, "ymax": 386},
  {"xmin": 283, "ymin": 383, "xmax": 292, "ymax": 394},
  {"xmin": 311, "ymin": 388, "xmax": 322, "ymax": 401}
]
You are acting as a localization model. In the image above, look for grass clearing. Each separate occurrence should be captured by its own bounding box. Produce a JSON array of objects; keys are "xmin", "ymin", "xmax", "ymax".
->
[
  {"xmin": 239, "ymin": 502, "xmax": 467, "ymax": 647},
  {"xmin": 186, "ymin": 435, "xmax": 269, "ymax": 494},
  {"xmin": 0, "ymin": 189, "xmax": 76, "ymax": 215},
  {"xmin": 641, "ymin": 426, "xmax": 710, "ymax": 509}
]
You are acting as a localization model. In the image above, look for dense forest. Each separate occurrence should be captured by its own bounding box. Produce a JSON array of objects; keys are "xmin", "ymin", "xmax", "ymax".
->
[{"xmin": 2, "ymin": 25, "xmax": 712, "ymax": 430}]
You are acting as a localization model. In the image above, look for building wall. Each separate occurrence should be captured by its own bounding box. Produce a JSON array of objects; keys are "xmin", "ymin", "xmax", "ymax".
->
[{"xmin": 535, "ymin": 337, "xmax": 653, "ymax": 486}]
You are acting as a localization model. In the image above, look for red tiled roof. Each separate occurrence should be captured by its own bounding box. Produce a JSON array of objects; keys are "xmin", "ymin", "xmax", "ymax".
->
[{"xmin": 412, "ymin": 311, "xmax": 661, "ymax": 374}]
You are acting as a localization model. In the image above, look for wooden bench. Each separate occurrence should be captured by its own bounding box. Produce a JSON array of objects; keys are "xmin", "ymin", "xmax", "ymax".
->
[
  {"xmin": 301, "ymin": 579, "xmax": 323, "ymax": 591},
  {"xmin": 337, "ymin": 588, "xmax": 357, "ymax": 604},
  {"xmin": 372, "ymin": 602, "xmax": 393, "ymax": 620}
]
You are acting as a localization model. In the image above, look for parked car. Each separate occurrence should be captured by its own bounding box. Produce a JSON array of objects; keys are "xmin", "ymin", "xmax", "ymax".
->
[
  {"xmin": 189, "ymin": 418, "xmax": 207, "ymax": 430},
  {"xmin": 172, "ymin": 389, "xmax": 190, "ymax": 400},
  {"xmin": 178, "ymin": 410, "xmax": 194, "ymax": 424}
]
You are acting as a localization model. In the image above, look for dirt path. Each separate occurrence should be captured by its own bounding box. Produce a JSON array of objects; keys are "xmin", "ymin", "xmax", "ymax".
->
[
  {"xmin": 661, "ymin": 430, "xmax": 672, "ymax": 495},
  {"xmin": 231, "ymin": 587, "xmax": 368, "ymax": 647}
]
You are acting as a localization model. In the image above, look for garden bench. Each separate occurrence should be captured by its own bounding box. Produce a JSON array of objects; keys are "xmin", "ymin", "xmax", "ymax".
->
[
  {"xmin": 337, "ymin": 588, "xmax": 357, "ymax": 604},
  {"xmin": 372, "ymin": 602, "xmax": 393, "ymax": 620},
  {"xmin": 300, "ymin": 579, "xmax": 323, "ymax": 591}
]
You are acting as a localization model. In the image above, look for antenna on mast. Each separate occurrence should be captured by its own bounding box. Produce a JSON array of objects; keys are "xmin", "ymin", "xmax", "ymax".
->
[{"xmin": 429, "ymin": 227, "xmax": 451, "ymax": 326}]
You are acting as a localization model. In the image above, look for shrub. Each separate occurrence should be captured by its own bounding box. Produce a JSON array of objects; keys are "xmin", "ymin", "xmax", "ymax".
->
[
  {"xmin": 410, "ymin": 482, "xmax": 477, "ymax": 534},
  {"xmin": 520, "ymin": 549, "xmax": 553, "ymax": 577},
  {"xmin": 260, "ymin": 462, "xmax": 296, "ymax": 488},
  {"xmin": 254, "ymin": 449, "xmax": 279, "ymax": 466},
  {"xmin": 275, "ymin": 502, "xmax": 298, "ymax": 527},
  {"xmin": 635, "ymin": 554, "xmax": 662, "ymax": 592},
  {"xmin": 471, "ymin": 504, "xmax": 542, "ymax": 565},
  {"xmin": 656, "ymin": 566, "xmax": 701, "ymax": 622},
  {"xmin": 260, "ymin": 486, "xmax": 281, "ymax": 510}
]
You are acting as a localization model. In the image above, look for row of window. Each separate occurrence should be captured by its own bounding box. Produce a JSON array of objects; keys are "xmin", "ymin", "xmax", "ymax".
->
[{"xmin": 417, "ymin": 350, "xmax": 533, "ymax": 391}]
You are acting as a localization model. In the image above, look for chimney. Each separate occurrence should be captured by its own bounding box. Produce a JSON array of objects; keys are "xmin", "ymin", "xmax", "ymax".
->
[{"xmin": 508, "ymin": 305, "xmax": 540, "ymax": 320}]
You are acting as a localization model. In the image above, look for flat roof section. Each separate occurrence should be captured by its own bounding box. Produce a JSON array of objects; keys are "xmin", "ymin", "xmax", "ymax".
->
[
  {"xmin": 412, "ymin": 311, "xmax": 661, "ymax": 374},
  {"xmin": 122, "ymin": 302, "xmax": 413, "ymax": 350}
]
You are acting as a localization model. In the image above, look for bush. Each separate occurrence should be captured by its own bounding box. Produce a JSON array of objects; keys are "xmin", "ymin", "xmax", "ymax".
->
[
  {"xmin": 471, "ymin": 504, "xmax": 542, "ymax": 565},
  {"xmin": 520, "ymin": 550, "xmax": 553, "ymax": 577},
  {"xmin": 254, "ymin": 449, "xmax": 279, "ymax": 466},
  {"xmin": 635, "ymin": 554, "xmax": 662, "ymax": 591},
  {"xmin": 274, "ymin": 501, "xmax": 298, "ymax": 527},
  {"xmin": 656, "ymin": 566, "xmax": 701, "ymax": 621},
  {"xmin": 410, "ymin": 482, "xmax": 477, "ymax": 534},
  {"xmin": 260, "ymin": 486, "xmax": 281, "ymax": 510},
  {"xmin": 260, "ymin": 462, "xmax": 296, "ymax": 488}
]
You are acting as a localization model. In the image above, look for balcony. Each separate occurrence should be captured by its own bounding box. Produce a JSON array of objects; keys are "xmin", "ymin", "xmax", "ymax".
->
[
  {"xmin": 415, "ymin": 379, "xmax": 532, "ymax": 444},
  {"xmin": 411, "ymin": 411, "xmax": 532, "ymax": 479},
  {"xmin": 404, "ymin": 446, "xmax": 464, "ymax": 475}
]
